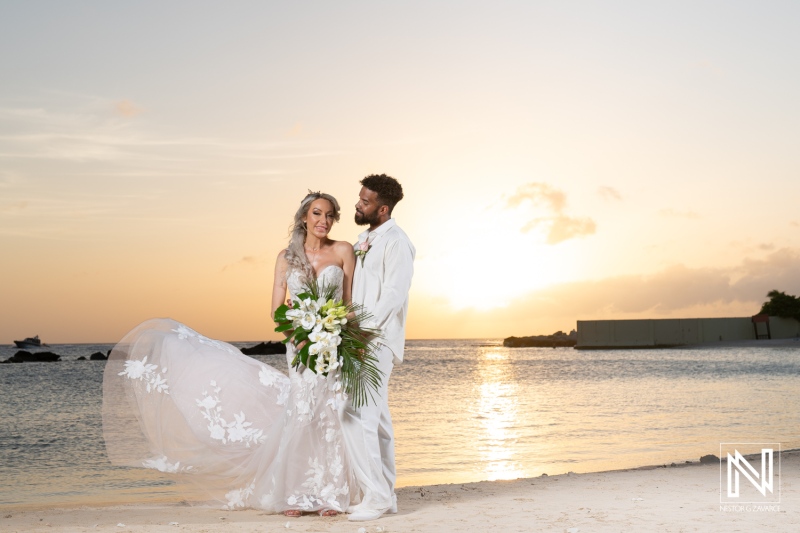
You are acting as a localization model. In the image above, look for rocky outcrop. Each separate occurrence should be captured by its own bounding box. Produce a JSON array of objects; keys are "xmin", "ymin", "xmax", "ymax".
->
[
  {"xmin": 241, "ymin": 341, "xmax": 286, "ymax": 355},
  {"xmin": 503, "ymin": 330, "xmax": 578, "ymax": 348},
  {"xmin": 3, "ymin": 351, "xmax": 61, "ymax": 363},
  {"xmin": 90, "ymin": 352, "xmax": 108, "ymax": 361}
]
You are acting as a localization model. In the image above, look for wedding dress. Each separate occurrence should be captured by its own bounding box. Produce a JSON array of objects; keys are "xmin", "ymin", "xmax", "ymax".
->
[{"xmin": 102, "ymin": 265, "xmax": 357, "ymax": 512}]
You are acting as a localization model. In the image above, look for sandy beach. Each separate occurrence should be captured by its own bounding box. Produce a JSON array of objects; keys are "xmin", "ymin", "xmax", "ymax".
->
[{"xmin": 4, "ymin": 450, "xmax": 796, "ymax": 533}]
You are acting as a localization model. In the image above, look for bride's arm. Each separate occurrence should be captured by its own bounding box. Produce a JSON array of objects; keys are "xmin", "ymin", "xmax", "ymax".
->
[
  {"xmin": 270, "ymin": 250, "xmax": 290, "ymax": 335},
  {"xmin": 335, "ymin": 241, "xmax": 356, "ymax": 304}
]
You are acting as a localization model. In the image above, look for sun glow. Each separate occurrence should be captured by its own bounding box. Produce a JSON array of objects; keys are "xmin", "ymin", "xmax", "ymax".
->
[{"xmin": 413, "ymin": 203, "xmax": 580, "ymax": 309}]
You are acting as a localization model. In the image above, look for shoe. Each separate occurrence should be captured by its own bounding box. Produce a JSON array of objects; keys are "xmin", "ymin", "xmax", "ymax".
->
[{"xmin": 348, "ymin": 506, "xmax": 390, "ymax": 521}]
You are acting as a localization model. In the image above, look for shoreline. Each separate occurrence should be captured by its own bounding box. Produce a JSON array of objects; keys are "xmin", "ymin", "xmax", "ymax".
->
[
  {"xmin": 5, "ymin": 451, "xmax": 796, "ymax": 531},
  {"xmin": 0, "ymin": 452, "xmax": 753, "ymax": 513},
  {"xmin": 576, "ymin": 337, "xmax": 800, "ymax": 350}
]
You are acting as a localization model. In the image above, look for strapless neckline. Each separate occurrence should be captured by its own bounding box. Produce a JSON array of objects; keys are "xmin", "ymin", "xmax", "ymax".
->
[
  {"xmin": 313, "ymin": 264, "xmax": 344, "ymax": 280},
  {"xmin": 288, "ymin": 265, "xmax": 344, "ymax": 302}
]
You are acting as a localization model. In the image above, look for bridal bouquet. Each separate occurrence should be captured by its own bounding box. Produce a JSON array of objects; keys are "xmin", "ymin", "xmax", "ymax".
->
[{"xmin": 273, "ymin": 279, "xmax": 382, "ymax": 408}]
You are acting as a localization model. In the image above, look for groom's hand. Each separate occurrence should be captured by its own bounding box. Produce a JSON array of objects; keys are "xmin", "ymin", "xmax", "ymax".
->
[{"xmin": 360, "ymin": 331, "xmax": 378, "ymax": 343}]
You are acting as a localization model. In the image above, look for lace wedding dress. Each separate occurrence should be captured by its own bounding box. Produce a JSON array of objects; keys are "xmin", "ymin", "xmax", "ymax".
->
[{"xmin": 102, "ymin": 266, "xmax": 357, "ymax": 512}]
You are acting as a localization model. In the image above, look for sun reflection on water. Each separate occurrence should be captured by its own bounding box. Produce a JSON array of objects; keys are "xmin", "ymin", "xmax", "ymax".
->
[{"xmin": 474, "ymin": 347, "xmax": 526, "ymax": 481}]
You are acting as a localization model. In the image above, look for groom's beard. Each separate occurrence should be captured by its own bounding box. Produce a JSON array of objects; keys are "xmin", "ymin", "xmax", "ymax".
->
[{"xmin": 355, "ymin": 209, "xmax": 379, "ymax": 226}]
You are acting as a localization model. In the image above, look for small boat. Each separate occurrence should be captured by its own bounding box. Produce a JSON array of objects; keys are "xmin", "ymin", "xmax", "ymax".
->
[{"xmin": 13, "ymin": 335, "xmax": 49, "ymax": 349}]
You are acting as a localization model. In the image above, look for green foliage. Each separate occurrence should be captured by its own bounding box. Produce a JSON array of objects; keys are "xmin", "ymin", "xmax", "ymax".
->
[
  {"xmin": 759, "ymin": 290, "xmax": 800, "ymax": 322},
  {"xmin": 273, "ymin": 277, "xmax": 383, "ymax": 408}
]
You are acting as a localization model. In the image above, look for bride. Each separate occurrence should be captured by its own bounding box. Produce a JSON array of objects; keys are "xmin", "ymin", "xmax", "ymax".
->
[{"xmin": 102, "ymin": 192, "xmax": 358, "ymax": 516}]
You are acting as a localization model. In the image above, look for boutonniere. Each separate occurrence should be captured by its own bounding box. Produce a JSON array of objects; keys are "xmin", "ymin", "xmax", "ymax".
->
[{"xmin": 354, "ymin": 240, "xmax": 372, "ymax": 265}]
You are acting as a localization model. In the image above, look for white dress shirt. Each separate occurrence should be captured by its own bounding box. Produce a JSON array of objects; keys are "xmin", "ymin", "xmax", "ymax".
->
[{"xmin": 352, "ymin": 218, "xmax": 415, "ymax": 363}]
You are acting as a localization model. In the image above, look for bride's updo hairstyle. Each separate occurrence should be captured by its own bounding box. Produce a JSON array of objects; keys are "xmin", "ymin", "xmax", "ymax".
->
[{"xmin": 285, "ymin": 191, "xmax": 341, "ymax": 281}]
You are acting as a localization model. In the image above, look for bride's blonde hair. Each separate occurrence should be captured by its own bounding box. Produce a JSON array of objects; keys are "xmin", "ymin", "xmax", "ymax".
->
[{"xmin": 285, "ymin": 191, "xmax": 341, "ymax": 281}]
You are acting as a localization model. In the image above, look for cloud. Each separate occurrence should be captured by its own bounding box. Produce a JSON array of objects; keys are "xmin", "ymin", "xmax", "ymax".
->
[
  {"xmin": 659, "ymin": 208, "xmax": 702, "ymax": 220},
  {"xmin": 540, "ymin": 248, "xmax": 800, "ymax": 318},
  {"xmin": 286, "ymin": 122, "xmax": 304, "ymax": 137},
  {"xmin": 522, "ymin": 214, "xmax": 597, "ymax": 244},
  {"xmin": 115, "ymin": 100, "xmax": 143, "ymax": 118},
  {"xmin": 0, "ymin": 171, "xmax": 19, "ymax": 188},
  {"xmin": 597, "ymin": 186, "xmax": 622, "ymax": 201},
  {"xmin": 758, "ymin": 243, "xmax": 776, "ymax": 251},
  {"xmin": 407, "ymin": 248, "xmax": 800, "ymax": 338},
  {"xmin": 0, "ymin": 201, "xmax": 28, "ymax": 213},
  {"xmin": 507, "ymin": 182, "xmax": 566, "ymax": 211},
  {"xmin": 221, "ymin": 255, "xmax": 265, "ymax": 272},
  {"xmin": 507, "ymin": 182, "xmax": 596, "ymax": 245},
  {"xmin": 0, "ymin": 101, "xmax": 341, "ymax": 168}
]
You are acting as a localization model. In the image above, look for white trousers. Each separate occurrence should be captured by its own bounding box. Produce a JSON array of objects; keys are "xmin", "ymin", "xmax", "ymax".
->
[{"xmin": 340, "ymin": 344, "xmax": 396, "ymax": 510}]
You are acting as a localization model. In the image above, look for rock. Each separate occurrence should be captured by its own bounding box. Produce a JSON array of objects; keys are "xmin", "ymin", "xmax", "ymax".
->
[
  {"xmin": 77, "ymin": 356, "xmax": 87, "ymax": 361},
  {"xmin": 4, "ymin": 351, "xmax": 61, "ymax": 363},
  {"xmin": 503, "ymin": 335, "xmax": 577, "ymax": 348},
  {"xmin": 241, "ymin": 341, "xmax": 286, "ymax": 355},
  {"xmin": 90, "ymin": 352, "xmax": 107, "ymax": 361},
  {"xmin": 700, "ymin": 454, "xmax": 719, "ymax": 464}
]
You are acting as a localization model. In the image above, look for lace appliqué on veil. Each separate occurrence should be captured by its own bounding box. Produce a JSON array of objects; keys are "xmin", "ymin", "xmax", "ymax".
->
[
  {"xmin": 118, "ymin": 356, "xmax": 169, "ymax": 394},
  {"xmin": 224, "ymin": 479, "xmax": 256, "ymax": 510},
  {"xmin": 197, "ymin": 380, "xmax": 265, "ymax": 447},
  {"xmin": 173, "ymin": 324, "xmax": 240, "ymax": 355},
  {"xmin": 142, "ymin": 455, "xmax": 192, "ymax": 473},
  {"xmin": 259, "ymin": 367, "xmax": 289, "ymax": 406}
]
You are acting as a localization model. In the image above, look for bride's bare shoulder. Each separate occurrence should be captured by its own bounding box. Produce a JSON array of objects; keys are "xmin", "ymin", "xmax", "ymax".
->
[
  {"xmin": 275, "ymin": 248, "xmax": 289, "ymax": 265},
  {"xmin": 331, "ymin": 240, "xmax": 355, "ymax": 257}
]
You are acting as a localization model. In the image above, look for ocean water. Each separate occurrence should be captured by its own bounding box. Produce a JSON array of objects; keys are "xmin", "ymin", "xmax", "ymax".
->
[{"xmin": 1, "ymin": 339, "xmax": 800, "ymax": 509}]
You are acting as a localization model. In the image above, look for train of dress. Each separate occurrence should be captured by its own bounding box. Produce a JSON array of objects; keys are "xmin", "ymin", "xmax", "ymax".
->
[{"xmin": 102, "ymin": 267, "xmax": 357, "ymax": 512}]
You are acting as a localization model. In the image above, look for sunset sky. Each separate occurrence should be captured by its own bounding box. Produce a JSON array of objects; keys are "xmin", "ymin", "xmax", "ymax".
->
[{"xmin": 2, "ymin": 2, "xmax": 800, "ymax": 343}]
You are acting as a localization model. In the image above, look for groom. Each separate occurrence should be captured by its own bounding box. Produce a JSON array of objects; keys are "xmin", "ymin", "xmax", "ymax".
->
[{"xmin": 343, "ymin": 174, "xmax": 415, "ymax": 522}]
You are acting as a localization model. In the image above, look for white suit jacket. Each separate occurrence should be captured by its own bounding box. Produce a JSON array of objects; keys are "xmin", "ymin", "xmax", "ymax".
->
[{"xmin": 353, "ymin": 218, "xmax": 415, "ymax": 363}]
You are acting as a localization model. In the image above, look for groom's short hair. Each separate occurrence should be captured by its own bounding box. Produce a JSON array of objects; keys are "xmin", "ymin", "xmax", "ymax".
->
[{"xmin": 361, "ymin": 174, "xmax": 404, "ymax": 214}]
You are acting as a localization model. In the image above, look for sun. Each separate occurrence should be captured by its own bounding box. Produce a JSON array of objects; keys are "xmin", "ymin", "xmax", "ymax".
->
[{"xmin": 413, "ymin": 208, "xmax": 578, "ymax": 310}]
